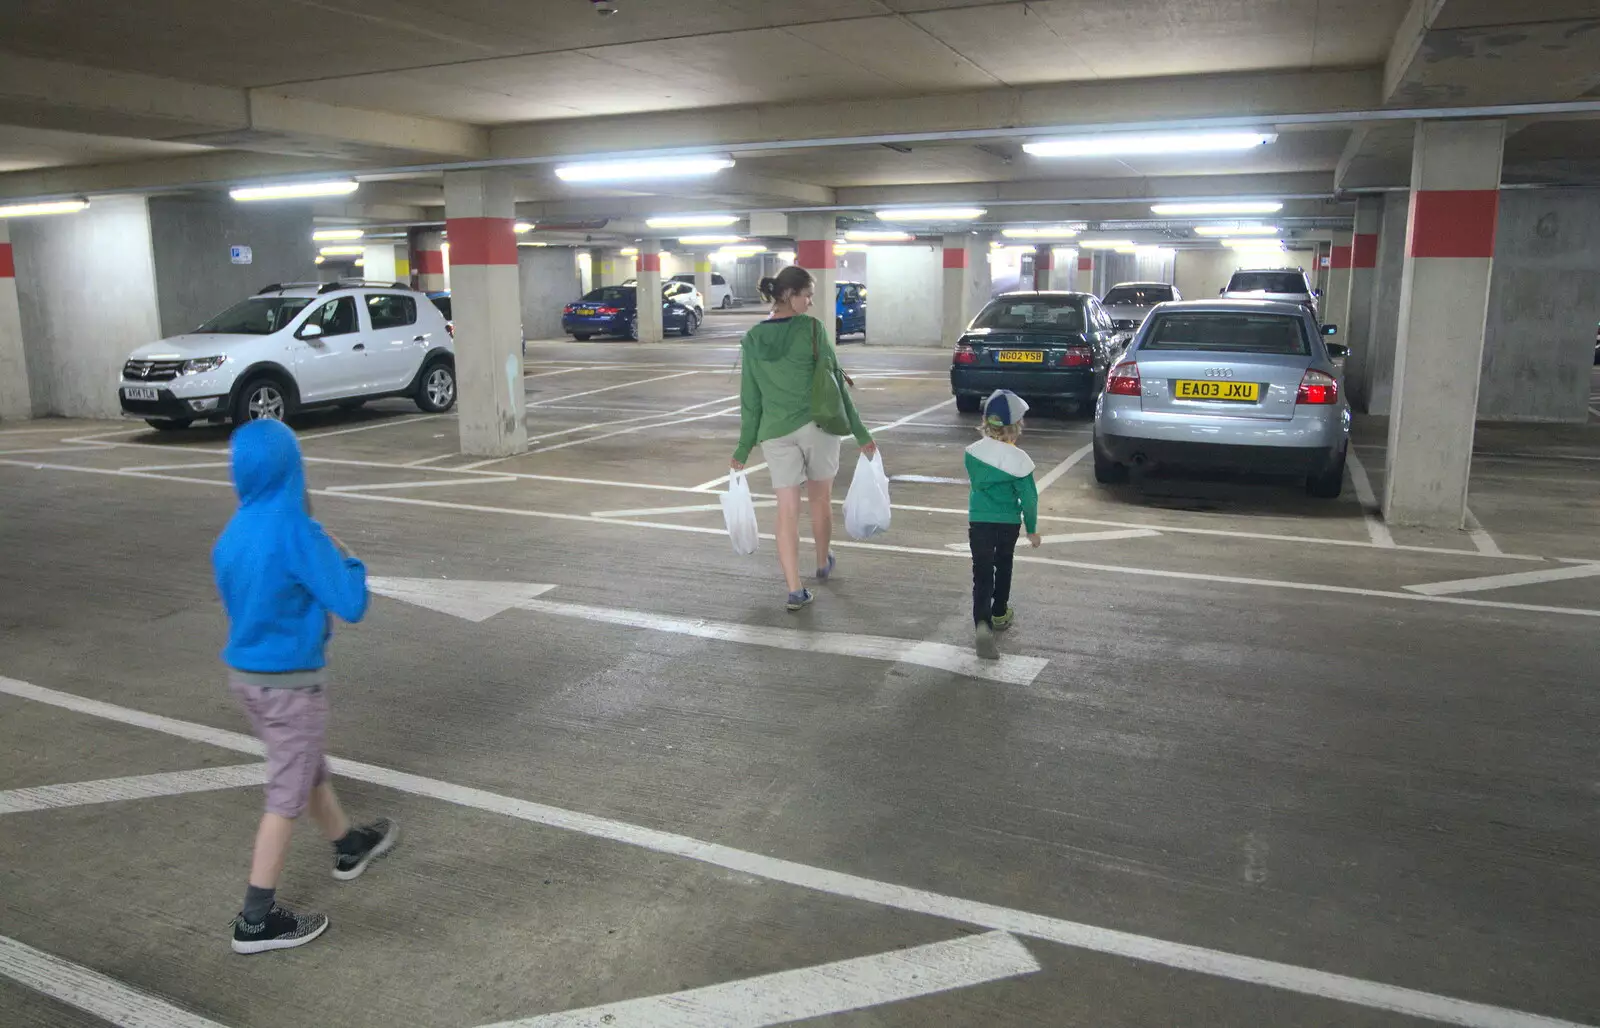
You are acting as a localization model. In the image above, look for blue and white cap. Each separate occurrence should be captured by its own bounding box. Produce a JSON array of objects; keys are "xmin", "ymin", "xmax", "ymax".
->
[{"xmin": 983, "ymin": 389, "xmax": 1030, "ymax": 427}]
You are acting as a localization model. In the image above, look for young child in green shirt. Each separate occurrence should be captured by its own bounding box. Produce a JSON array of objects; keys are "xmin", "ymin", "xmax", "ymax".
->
[{"xmin": 964, "ymin": 389, "xmax": 1041, "ymax": 659}]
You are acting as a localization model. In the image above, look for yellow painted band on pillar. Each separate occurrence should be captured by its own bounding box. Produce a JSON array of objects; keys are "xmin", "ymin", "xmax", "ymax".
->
[
  {"xmin": 394, "ymin": 258, "xmax": 410, "ymax": 278},
  {"xmin": 695, "ymin": 260, "xmax": 713, "ymax": 274}
]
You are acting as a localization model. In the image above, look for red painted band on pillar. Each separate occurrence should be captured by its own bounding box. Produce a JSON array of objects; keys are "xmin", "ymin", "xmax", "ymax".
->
[
  {"xmin": 796, "ymin": 239, "xmax": 835, "ymax": 270},
  {"xmin": 0, "ymin": 243, "xmax": 12, "ymax": 278},
  {"xmin": 1351, "ymin": 233, "xmax": 1378, "ymax": 269},
  {"xmin": 1035, "ymin": 250, "xmax": 1053, "ymax": 271},
  {"xmin": 1330, "ymin": 245, "xmax": 1352, "ymax": 270},
  {"xmin": 943, "ymin": 248, "xmax": 967, "ymax": 270},
  {"xmin": 1077, "ymin": 255, "xmax": 1093, "ymax": 272},
  {"xmin": 638, "ymin": 251, "xmax": 661, "ymax": 273},
  {"xmin": 445, "ymin": 217, "xmax": 518, "ymax": 266},
  {"xmin": 415, "ymin": 249, "xmax": 445, "ymax": 275},
  {"xmin": 1407, "ymin": 189, "xmax": 1499, "ymax": 260}
]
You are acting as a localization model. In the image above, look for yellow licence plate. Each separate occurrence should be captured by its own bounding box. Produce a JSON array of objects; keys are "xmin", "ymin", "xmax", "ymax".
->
[
  {"xmin": 997, "ymin": 350, "xmax": 1043, "ymax": 363},
  {"xmin": 1174, "ymin": 379, "xmax": 1260, "ymax": 402}
]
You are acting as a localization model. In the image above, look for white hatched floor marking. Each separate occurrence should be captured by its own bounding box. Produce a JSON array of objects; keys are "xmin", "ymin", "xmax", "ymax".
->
[
  {"xmin": 0, "ymin": 764, "xmax": 265, "ymax": 815},
  {"xmin": 1404, "ymin": 562, "xmax": 1600, "ymax": 596},
  {"xmin": 0, "ymin": 675, "xmax": 1591, "ymax": 1028},
  {"xmin": 0, "ymin": 935, "xmax": 231, "ymax": 1028}
]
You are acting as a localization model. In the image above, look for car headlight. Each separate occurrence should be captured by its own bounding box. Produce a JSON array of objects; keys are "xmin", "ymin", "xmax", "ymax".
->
[{"xmin": 181, "ymin": 356, "xmax": 227, "ymax": 374}]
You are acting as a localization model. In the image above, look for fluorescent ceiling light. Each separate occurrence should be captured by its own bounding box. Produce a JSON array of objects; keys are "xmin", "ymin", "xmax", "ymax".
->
[
  {"xmin": 231, "ymin": 180, "xmax": 359, "ymax": 201},
  {"xmin": 1024, "ymin": 131, "xmax": 1276, "ymax": 158},
  {"xmin": 312, "ymin": 227, "xmax": 363, "ymax": 242},
  {"xmin": 0, "ymin": 199, "xmax": 89, "ymax": 218},
  {"xmin": 678, "ymin": 234, "xmax": 743, "ymax": 245},
  {"xmin": 1001, "ymin": 225, "xmax": 1082, "ymax": 239},
  {"xmin": 1193, "ymin": 224, "xmax": 1279, "ymax": 237},
  {"xmin": 518, "ymin": 241, "xmax": 550, "ymax": 247},
  {"xmin": 1223, "ymin": 238, "xmax": 1286, "ymax": 249},
  {"xmin": 647, "ymin": 214, "xmax": 739, "ymax": 229},
  {"xmin": 1151, "ymin": 201, "xmax": 1284, "ymax": 216},
  {"xmin": 554, "ymin": 156, "xmax": 734, "ymax": 183},
  {"xmin": 1135, "ymin": 246, "xmax": 1173, "ymax": 257},
  {"xmin": 845, "ymin": 230, "xmax": 912, "ymax": 242},
  {"xmin": 619, "ymin": 247, "xmax": 640, "ymax": 256},
  {"xmin": 1113, "ymin": 246, "xmax": 1138, "ymax": 254},
  {"xmin": 514, "ymin": 222, "xmax": 533, "ymax": 233},
  {"xmin": 318, "ymin": 245, "xmax": 364, "ymax": 257},
  {"xmin": 874, "ymin": 207, "xmax": 985, "ymax": 221},
  {"xmin": 1077, "ymin": 239, "xmax": 1135, "ymax": 249},
  {"xmin": 314, "ymin": 256, "xmax": 325, "ymax": 265},
  {"xmin": 353, "ymin": 259, "xmax": 365, "ymax": 267},
  {"xmin": 776, "ymin": 250, "xmax": 797, "ymax": 263},
  {"xmin": 834, "ymin": 243, "xmax": 870, "ymax": 254}
]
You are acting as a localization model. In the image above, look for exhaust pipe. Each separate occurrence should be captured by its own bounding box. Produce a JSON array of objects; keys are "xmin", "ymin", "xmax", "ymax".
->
[{"xmin": 1130, "ymin": 453, "xmax": 1148, "ymax": 467}]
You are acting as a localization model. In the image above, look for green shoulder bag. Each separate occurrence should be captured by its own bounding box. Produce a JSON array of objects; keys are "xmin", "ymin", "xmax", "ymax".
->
[{"xmin": 809, "ymin": 318, "xmax": 852, "ymax": 436}]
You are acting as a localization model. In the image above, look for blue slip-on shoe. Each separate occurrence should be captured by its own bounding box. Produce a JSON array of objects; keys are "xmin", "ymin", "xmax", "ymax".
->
[{"xmin": 786, "ymin": 588, "xmax": 815, "ymax": 612}]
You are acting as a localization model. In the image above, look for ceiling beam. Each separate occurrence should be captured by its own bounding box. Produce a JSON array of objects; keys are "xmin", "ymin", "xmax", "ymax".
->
[{"xmin": 1383, "ymin": 0, "xmax": 1600, "ymax": 106}]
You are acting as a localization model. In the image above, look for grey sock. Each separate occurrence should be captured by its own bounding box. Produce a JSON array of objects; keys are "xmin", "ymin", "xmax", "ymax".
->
[{"xmin": 242, "ymin": 884, "xmax": 275, "ymax": 925}]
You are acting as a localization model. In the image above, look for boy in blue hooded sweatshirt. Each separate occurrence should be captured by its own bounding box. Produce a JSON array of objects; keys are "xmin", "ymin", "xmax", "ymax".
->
[{"xmin": 214, "ymin": 419, "xmax": 398, "ymax": 954}]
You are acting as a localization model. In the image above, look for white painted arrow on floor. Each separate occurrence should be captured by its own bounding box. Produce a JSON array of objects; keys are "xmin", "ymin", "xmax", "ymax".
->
[
  {"xmin": 944, "ymin": 527, "xmax": 1161, "ymax": 551},
  {"xmin": 480, "ymin": 932, "xmax": 1039, "ymax": 1028},
  {"xmin": 1404, "ymin": 562, "xmax": 1600, "ymax": 596},
  {"xmin": 368, "ymin": 577, "xmax": 1048, "ymax": 686}
]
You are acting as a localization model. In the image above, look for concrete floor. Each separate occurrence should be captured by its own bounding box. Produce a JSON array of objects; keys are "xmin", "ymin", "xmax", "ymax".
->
[{"xmin": 1, "ymin": 332, "xmax": 1598, "ymax": 1028}]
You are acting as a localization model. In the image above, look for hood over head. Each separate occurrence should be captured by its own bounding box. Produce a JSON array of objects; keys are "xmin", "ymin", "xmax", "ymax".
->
[{"xmin": 229, "ymin": 419, "xmax": 306, "ymax": 512}]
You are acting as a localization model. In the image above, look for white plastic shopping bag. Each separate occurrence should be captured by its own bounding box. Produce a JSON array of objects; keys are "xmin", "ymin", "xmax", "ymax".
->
[
  {"xmin": 720, "ymin": 470, "xmax": 760, "ymax": 555},
  {"xmin": 843, "ymin": 451, "xmax": 892, "ymax": 540}
]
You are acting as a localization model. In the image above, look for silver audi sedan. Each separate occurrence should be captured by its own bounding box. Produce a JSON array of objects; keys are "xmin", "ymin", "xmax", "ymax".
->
[{"xmin": 1093, "ymin": 299, "xmax": 1351, "ymax": 497}]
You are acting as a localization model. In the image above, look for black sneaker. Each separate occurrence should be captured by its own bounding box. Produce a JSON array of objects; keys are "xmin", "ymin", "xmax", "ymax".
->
[
  {"xmin": 333, "ymin": 818, "xmax": 400, "ymax": 881},
  {"xmin": 231, "ymin": 905, "xmax": 328, "ymax": 955}
]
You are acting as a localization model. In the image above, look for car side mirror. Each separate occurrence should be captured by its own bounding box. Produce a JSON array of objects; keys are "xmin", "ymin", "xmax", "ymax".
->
[
  {"xmin": 298, "ymin": 322, "xmax": 324, "ymax": 340},
  {"xmin": 1326, "ymin": 343, "xmax": 1349, "ymax": 358},
  {"xmin": 1322, "ymin": 324, "xmax": 1339, "ymax": 336}
]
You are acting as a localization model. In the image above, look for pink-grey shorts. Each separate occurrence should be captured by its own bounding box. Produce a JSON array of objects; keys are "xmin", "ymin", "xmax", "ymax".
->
[{"xmin": 229, "ymin": 677, "xmax": 331, "ymax": 818}]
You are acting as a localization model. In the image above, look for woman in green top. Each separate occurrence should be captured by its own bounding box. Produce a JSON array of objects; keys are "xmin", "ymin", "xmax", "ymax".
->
[{"xmin": 730, "ymin": 266, "xmax": 876, "ymax": 611}]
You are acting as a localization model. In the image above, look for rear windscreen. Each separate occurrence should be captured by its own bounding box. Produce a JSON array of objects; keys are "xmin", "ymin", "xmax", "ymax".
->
[
  {"xmin": 971, "ymin": 298, "xmax": 1085, "ymax": 334},
  {"xmin": 582, "ymin": 286, "xmax": 634, "ymax": 304},
  {"xmin": 1226, "ymin": 272, "xmax": 1307, "ymax": 294},
  {"xmin": 1142, "ymin": 312, "xmax": 1309, "ymax": 355},
  {"xmin": 1103, "ymin": 286, "xmax": 1173, "ymax": 306}
]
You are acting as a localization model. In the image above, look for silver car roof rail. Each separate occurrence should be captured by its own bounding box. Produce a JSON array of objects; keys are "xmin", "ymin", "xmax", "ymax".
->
[
  {"xmin": 319, "ymin": 279, "xmax": 412, "ymax": 293},
  {"xmin": 256, "ymin": 281, "xmax": 323, "ymax": 294}
]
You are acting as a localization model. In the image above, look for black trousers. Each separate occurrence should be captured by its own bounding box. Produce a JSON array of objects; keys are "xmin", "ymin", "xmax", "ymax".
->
[{"xmin": 968, "ymin": 522, "xmax": 1021, "ymax": 625}]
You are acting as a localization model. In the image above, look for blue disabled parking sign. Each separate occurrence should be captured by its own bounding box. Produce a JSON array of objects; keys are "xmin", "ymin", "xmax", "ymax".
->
[{"xmin": 230, "ymin": 245, "xmax": 252, "ymax": 265}]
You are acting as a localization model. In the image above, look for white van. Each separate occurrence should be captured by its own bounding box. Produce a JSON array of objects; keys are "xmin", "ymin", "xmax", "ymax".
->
[{"xmin": 118, "ymin": 280, "xmax": 456, "ymax": 430}]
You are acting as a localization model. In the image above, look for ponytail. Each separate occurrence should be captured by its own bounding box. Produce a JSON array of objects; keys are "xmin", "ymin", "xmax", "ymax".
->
[{"xmin": 759, "ymin": 265, "xmax": 814, "ymax": 304}]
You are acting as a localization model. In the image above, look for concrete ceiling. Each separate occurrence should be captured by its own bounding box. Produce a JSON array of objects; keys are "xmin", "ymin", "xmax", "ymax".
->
[{"xmin": 0, "ymin": 0, "xmax": 1596, "ymax": 230}]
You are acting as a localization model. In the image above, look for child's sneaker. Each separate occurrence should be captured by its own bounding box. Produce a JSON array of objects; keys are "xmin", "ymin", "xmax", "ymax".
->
[
  {"xmin": 231, "ymin": 905, "xmax": 328, "ymax": 955},
  {"xmin": 816, "ymin": 553, "xmax": 836, "ymax": 581},
  {"xmin": 786, "ymin": 588, "xmax": 814, "ymax": 611},
  {"xmin": 975, "ymin": 621, "xmax": 1000, "ymax": 660},
  {"xmin": 333, "ymin": 818, "xmax": 400, "ymax": 881},
  {"xmin": 991, "ymin": 606, "xmax": 1015, "ymax": 631}
]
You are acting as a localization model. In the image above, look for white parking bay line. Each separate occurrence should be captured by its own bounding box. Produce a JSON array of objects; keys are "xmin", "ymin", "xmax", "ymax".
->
[
  {"xmin": 2, "ymin": 675, "xmax": 1592, "ymax": 1028},
  {"xmin": 1344, "ymin": 448, "xmax": 1395, "ymax": 548},
  {"xmin": 0, "ymin": 764, "xmax": 265, "ymax": 815},
  {"xmin": 526, "ymin": 370, "xmax": 698, "ymax": 408},
  {"xmin": 485, "ymin": 932, "xmax": 1039, "ymax": 1028},
  {"xmin": 1037, "ymin": 442, "xmax": 1094, "ymax": 493},
  {"xmin": 1404, "ymin": 562, "xmax": 1600, "ymax": 596},
  {"xmin": 942, "ymin": 528, "xmax": 1162, "ymax": 552},
  {"xmin": 1463, "ymin": 508, "xmax": 1502, "ymax": 557},
  {"xmin": 593, "ymin": 500, "xmax": 777, "ymax": 518},
  {"xmin": 0, "ymin": 934, "xmax": 232, "ymax": 1028},
  {"xmin": 324, "ymin": 475, "xmax": 519, "ymax": 493}
]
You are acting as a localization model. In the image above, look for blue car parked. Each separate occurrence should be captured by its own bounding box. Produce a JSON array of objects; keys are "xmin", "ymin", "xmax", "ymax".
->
[
  {"xmin": 563, "ymin": 285, "xmax": 701, "ymax": 340},
  {"xmin": 836, "ymin": 280, "xmax": 866, "ymax": 339}
]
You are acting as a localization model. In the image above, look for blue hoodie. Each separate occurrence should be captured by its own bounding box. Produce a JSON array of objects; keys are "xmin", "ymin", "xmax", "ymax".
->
[{"xmin": 213, "ymin": 420, "xmax": 368, "ymax": 673}]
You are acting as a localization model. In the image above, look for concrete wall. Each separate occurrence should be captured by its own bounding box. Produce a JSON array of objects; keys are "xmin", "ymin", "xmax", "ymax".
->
[
  {"xmin": 147, "ymin": 196, "xmax": 315, "ymax": 338},
  {"xmin": 865, "ymin": 244, "xmax": 942, "ymax": 347},
  {"xmin": 13, "ymin": 196, "xmax": 163, "ymax": 418},
  {"xmin": 1362, "ymin": 192, "xmax": 1409, "ymax": 415},
  {"xmin": 519, "ymin": 246, "xmax": 583, "ymax": 340},
  {"xmin": 0, "ymin": 221, "xmax": 31, "ymax": 421},
  {"xmin": 1174, "ymin": 247, "xmax": 1319, "ymax": 302},
  {"xmin": 1098, "ymin": 251, "xmax": 1178, "ymax": 295},
  {"xmin": 1478, "ymin": 189, "xmax": 1600, "ymax": 423}
]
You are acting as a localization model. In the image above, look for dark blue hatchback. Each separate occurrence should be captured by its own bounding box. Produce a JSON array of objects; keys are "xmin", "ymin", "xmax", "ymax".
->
[{"xmin": 563, "ymin": 285, "xmax": 700, "ymax": 341}]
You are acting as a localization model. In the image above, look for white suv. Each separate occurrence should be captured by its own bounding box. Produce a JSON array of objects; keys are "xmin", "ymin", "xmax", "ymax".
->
[{"xmin": 119, "ymin": 280, "xmax": 456, "ymax": 430}]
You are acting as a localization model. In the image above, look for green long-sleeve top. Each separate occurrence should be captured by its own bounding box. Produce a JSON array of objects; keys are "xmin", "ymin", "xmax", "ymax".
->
[
  {"xmin": 965, "ymin": 436, "xmax": 1039, "ymax": 533},
  {"xmin": 733, "ymin": 314, "xmax": 872, "ymax": 463}
]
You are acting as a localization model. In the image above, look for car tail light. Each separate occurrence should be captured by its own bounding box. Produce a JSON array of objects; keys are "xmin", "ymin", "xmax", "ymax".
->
[
  {"xmin": 595, "ymin": 306, "xmax": 620, "ymax": 316},
  {"xmin": 563, "ymin": 304, "xmax": 574, "ymax": 314},
  {"xmin": 446, "ymin": 323, "xmax": 454, "ymax": 338},
  {"xmin": 952, "ymin": 345, "xmax": 978, "ymax": 365},
  {"xmin": 1106, "ymin": 361, "xmax": 1141, "ymax": 396},
  {"xmin": 1058, "ymin": 346, "xmax": 1092, "ymax": 367},
  {"xmin": 1297, "ymin": 369, "xmax": 1339, "ymax": 405}
]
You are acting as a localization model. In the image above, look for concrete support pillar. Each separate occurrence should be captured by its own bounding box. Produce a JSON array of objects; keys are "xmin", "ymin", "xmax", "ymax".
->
[
  {"xmin": 1340, "ymin": 197, "xmax": 1383, "ymax": 410},
  {"xmin": 941, "ymin": 233, "xmax": 988, "ymax": 342},
  {"xmin": 693, "ymin": 255, "xmax": 714, "ymax": 309},
  {"xmin": 1324, "ymin": 230, "xmax": 1353, "ymax": 331},
  {"xmin": 0, "ymin": 221, "xmax": 31, "ymax": 421},
  {"xmin": 1382, "ymin": 120, "xmax": 1505, "ymax": 529},
  {"xmin": 794, "ymin": 212, "xmax": 838, "ymax": 345},
  {"xmin": 1363, "ymin": 192, "xmax": 1410, "ymax": 415},
  {"xmin": 361, "ymin": 243, "xmax": 397, "ymax": 283},
  {"xmin": 443, "ymin": 169, "xmax": 526, "ymax": 458},
  {"xmin": 1076, "ymin": 251, "xmax": 1093, "ymax": 294},
  {"xmin": 1032, "ymin": 244, "xmax": 1053, "ymax": 290},
  {"xmin": 636, "ymin": 238, "xmax": 664, "ymax": 343},
  {"xmin": 413, "ymin": 228, "xmax": 446, "ymax": 293}
]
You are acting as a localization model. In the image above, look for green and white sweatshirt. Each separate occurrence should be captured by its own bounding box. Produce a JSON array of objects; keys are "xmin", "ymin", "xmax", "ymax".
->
[{"xmin": 965, "ymin": 437, "xmax": 1039, "ymax": 533}]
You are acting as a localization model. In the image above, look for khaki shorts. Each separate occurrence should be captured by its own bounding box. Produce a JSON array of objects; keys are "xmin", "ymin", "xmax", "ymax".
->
[{"xmin": 762, "ymin": 422, "xmax": 842, "ymax": 489}]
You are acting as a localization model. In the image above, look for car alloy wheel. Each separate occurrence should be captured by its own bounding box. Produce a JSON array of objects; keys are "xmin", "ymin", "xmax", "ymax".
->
[
  {"xmin": 247, "ymin": 384, "xmax": 286, "ymax": 421},
  {"xmin": 425, "ymin": 366, "xmax": 455, "ymax": 409}
]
